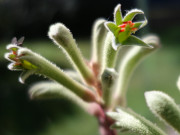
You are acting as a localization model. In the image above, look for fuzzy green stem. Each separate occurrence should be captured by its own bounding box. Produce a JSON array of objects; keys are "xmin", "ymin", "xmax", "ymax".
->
[
  {"xmin": 101, "ymin": 68, "xmax": 118, "ymax": 108},
  {"xmin": 102, "ymin": 32, "xmax": 118, "ymax": 72},
  {"xmin": 91, "ymin": 19, "xmax": 108, "ymax": 69},
  {"xmin": 18, "ymin": 48, "xmax": 97, "ymax": 102},
  {"xmin": 48, "ymin": 23, "xmax": 95, "ymax": 85},
  {"xmin": 111, "ymin": 36, "xmax": 160, "ymax": 108},
  {"xmin": 29, "ymin": 81, "xmax": 90, "ymax": 111}
]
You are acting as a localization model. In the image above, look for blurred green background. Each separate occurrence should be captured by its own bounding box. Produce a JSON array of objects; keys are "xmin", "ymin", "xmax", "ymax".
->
[{"xmin": 0, "ymin": 0, "xmax": 180, "ymax": 135}]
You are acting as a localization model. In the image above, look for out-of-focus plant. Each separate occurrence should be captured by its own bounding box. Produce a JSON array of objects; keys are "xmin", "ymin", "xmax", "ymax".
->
[{"xmin": 5, "ymin": 4, "xmax": 180, "ymax": 135}]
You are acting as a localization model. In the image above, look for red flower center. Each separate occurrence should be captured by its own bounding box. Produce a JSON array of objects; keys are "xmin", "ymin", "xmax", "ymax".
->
[{"xmin": 118, "ymin": 21, "xmax": 137, "ymax": 33}]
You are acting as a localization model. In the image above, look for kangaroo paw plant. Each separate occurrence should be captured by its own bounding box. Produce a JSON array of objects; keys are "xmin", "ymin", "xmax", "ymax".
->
[{"xmin": 5, "ymin": 4, "xmax": 180, "ymax": 135}]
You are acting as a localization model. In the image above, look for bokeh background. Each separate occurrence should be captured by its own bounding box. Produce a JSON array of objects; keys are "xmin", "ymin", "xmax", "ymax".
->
[{"xmin": 0, "ymin": 0, "xmax": 180, "ymax": 135}]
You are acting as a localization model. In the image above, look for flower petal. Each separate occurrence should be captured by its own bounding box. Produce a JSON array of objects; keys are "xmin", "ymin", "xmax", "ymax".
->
[
  {"xmin": 123, "ymin": 9, "xmax": 144, "ymax": 22},
  {"xmin": 122, "ymin": 35, "xmax": 152, "ymax": 48},
  {"xmin": 105, "ymin": 22, "xmax": 118, "ymax": 33},
  {"xmin": 133, "ymin": 17, "xmax": 148, "ymax": 30},
  {"xmin": 114, "ymin": 4, "xmax": 123, "ymax": 25}
]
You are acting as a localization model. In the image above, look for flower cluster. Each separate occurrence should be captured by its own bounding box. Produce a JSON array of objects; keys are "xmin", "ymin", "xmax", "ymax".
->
[
  {"xmin": 5, "ymin": 37, "xmax": 37, "ymax": 71},
  {"xmin": 105, "ymin": 4, "xmax": 149, "ymax": 50}
]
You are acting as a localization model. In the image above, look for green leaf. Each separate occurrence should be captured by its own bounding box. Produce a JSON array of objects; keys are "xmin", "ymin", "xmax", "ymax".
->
[
  {"xmin": 123, "ymin": 9, "xmax": 144, "ymax": 22},
  {"xmin": 145, "ymin": 91, "xmax": 180, "ymax": 133},
  {"xmin": 104, "ymin": 22, "xmax": 118, "ymax": 33},
  {"xmin": 122, "ymin": 35, "xmax": 152, "ymax": 48},
  {"xmin": 114, "ymin": 4, "xmax": 123, "ymax": 25},
  {"xmin": 107, "ymin": 108, "xmax": 167, "ymax": 135}
]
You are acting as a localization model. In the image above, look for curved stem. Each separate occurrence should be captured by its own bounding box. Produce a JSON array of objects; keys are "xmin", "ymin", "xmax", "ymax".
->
[
  {"xmin": 48, "ymin": 23, "xmax": 95, "ymax": 85},
  {"xmin": 102, "ymin": 32, "xmax": 118, "ymax": 73},
  {"xmin": 18, "ymin": 48, "xmax": 98, "ymax": 102},
  {"xmin": 111, "ymin": 36, "xmax": 160, "ymax": 108},
  {"xmin": 88, "ymin": 103, "xmax": 117, "ymax": 135}
]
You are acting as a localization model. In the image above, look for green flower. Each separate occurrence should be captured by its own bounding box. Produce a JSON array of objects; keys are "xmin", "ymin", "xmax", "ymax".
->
[
  {"xmin": 105, "ymin": 4, "xmax": 151, "ymax": 50},
  {"xmin": 5, "ymin": 37, "xmax": 37, "ymax": 71}
]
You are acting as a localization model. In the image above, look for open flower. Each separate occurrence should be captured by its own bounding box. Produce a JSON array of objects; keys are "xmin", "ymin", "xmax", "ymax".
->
[
  {"xmin": 5, "ymin": 37, "xmax": 37, "ymax": 71},
  {"xmin": 105, "ymin": 4, "xmax": 150, "ymax": 50}
]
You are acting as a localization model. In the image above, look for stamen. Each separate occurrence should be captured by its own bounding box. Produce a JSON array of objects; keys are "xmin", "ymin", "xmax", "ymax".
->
[
  {"xmin": 119, "ymin": 28, "xmax": 125, "ymax": 32},
  {"xmin": 131, "ymin": 28, "xmax": 138, "ymax": 32},
  {"xmin": 118, "ymin": 24, "xmax": 126, "ymax": 28},
  {"xmin": 118, "ymin": 21, "xmax": 137, "ymax": 33}
]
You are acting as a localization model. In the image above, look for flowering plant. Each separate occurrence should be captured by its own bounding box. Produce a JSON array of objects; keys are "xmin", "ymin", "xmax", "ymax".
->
[{"xmin": 5, "ymin": 4, "xmax": 180, "ymax": 135}]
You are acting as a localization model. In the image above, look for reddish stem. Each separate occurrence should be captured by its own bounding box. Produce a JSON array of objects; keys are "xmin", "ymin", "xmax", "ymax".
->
[
  {"xmin": 87, "ymin": 103, "xmax": 117, "ymax": 135},
  {"xmin": 98, "ymin": 110, "xmax": 117, "ymax": 135},
  {"xmin": 90, "ymin": 62, "xmax": 103, "ymax": 97},
  {"xmin": 87, "ymin": 61, "xmax": 117, "ymax": 135}
]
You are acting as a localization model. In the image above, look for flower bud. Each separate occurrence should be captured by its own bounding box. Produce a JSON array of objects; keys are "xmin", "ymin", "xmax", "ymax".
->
[
  {"xmin": 145, "ymin": 91, "xmax": 180, "ymax": 132},
  {"xmin": 48, "ymin": 23, "xmax": 74, "ymax": 48},
  {"xmin": 48, "ymin": 23, "xmax": 95, "ymax": 85}
]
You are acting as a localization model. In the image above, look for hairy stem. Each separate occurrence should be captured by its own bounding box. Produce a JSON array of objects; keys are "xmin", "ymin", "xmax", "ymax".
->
[{"xmin": 112, "ymin": 36, "xmax": 160, "ymax": 108}]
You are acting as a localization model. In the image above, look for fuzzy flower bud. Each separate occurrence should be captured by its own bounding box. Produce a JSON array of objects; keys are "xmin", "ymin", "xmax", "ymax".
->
[
  {"xmin": 48, "ymin": 23, "xmax": 95, "ymax": 85},
  {"xmin": 145, "ymin": 91, "xmax": 180, "ymax": 133}
]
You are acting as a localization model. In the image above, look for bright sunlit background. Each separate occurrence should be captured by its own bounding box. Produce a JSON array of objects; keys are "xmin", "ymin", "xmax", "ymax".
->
[{"xmin": 0, "ymin": 0, "xmax": 180, "ymax": 135}]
